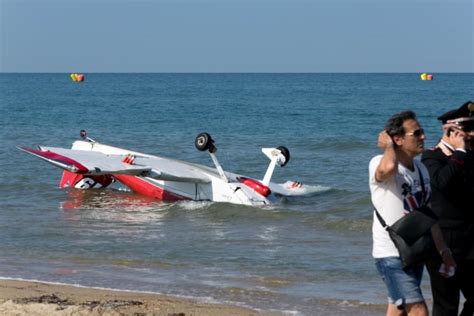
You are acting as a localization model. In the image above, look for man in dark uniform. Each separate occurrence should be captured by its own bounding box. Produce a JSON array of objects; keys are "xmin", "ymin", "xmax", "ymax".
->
[{"xmin": 421, "ymin": 101, "xmax": 474, "ymax": 316}]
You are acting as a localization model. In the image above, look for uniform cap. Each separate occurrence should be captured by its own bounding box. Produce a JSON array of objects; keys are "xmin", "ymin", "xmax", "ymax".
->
[{"xmin": 437, "ymin": 100, "xmax": 474, "ymax": 124}]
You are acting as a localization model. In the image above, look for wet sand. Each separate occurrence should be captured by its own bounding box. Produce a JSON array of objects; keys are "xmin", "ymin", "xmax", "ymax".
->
[{"xmin": 0, "ymin": 279, "xmax": 282, "ymax": 316}]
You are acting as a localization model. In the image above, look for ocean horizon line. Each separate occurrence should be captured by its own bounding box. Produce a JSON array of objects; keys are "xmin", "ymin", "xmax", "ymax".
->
[{"xmin": 1, "ymin": 71, "xmax": 473, "ymax": 75}]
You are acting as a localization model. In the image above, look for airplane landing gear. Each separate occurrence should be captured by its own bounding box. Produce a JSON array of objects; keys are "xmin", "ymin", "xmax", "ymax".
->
[
  {"xmin": 276, "ymin": 146, "xmax": 290, "ymax": 167},
  {"xmin": 195, "ymin": 132, "xmax": 217, "ymax": 153}
]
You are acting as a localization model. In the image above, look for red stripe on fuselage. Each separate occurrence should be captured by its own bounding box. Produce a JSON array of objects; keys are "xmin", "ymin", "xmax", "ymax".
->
[
  {"xmin": 21, "ymin": 147, "xmax": 89, "ymax": 174},
  {"xmin": 238, "ymin": 177, "xmax": 271, "ymax": 197},
  {"xmin": 113, "ymin": 174, "xmax": 190, "ymax": 202}
]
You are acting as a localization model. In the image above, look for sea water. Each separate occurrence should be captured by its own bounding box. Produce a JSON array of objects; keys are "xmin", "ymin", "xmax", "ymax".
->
[{"xmin": 0, "ymin": 73, "xmax": 472, "ymax": 315}]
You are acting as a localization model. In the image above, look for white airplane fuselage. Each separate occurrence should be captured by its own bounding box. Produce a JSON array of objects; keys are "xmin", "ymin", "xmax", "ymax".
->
[{"xmin": 68, "ymin": 140, "xmax": 277, "ymax": 206}]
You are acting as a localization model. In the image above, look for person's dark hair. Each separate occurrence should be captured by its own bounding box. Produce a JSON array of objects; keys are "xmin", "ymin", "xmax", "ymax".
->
[{"xmin": 384, "ymin": 111, "xmax": 417, "ymax": 137}]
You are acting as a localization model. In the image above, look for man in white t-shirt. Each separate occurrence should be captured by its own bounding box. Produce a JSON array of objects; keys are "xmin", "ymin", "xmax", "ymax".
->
[{"xmin": 369, "ymin": 111, "xmax": 456, "ymax": 316}]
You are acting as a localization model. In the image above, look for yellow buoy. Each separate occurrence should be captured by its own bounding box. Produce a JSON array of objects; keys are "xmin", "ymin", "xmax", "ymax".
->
[{"xmin": 70, "ymin": 73, "xmax": 85, "ymax": 82}]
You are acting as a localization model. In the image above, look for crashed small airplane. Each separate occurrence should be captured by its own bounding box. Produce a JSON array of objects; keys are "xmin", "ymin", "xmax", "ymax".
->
[{"xmin": 19, "ymin": 131, "xmax": 308, "ymax": 206}]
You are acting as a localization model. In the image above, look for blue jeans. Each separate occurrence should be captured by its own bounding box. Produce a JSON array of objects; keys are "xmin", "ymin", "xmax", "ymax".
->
[{"xmin": 375, "ymin": 257, "xmax": 425, "ymax": 308}]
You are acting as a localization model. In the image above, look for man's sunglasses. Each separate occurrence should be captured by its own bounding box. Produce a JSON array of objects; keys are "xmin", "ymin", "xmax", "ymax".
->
[{"xmin": 405, "ymin": 128, "xmax": 425, "ymax": 137}]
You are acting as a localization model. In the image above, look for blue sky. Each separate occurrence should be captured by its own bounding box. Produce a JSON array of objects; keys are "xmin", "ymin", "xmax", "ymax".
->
[{"xmin": 0, "ymin": 0, "xmax": 472, "ymax": 72}]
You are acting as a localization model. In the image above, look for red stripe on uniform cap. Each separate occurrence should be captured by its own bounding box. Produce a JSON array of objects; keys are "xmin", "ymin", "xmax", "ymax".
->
[{"xmin": 21, "ymin": 147, "xmax": 89, "ymax": 174}]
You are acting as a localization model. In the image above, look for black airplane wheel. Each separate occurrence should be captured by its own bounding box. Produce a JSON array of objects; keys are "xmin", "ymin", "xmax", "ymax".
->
[
  {"xmin": 277, "ymin": 146, "xmax": 290, "ymax": 167},
  {"xmin": 195, "ymin": 132, "xmax": 214, "ymax": 151}
]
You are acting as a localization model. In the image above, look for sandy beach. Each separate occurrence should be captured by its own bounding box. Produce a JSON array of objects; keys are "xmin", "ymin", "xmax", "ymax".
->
[{"xmin": 0, "ymin": 279, "xmax": 282, "ymax": 316}]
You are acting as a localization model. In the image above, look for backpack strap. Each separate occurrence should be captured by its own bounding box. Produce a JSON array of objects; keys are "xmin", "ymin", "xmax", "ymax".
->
[{"xmin": 374, "ymin": 161, "xmax": 427, "ymax": 230}]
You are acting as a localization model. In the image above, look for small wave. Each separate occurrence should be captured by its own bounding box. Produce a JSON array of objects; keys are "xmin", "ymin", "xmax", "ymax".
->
[
  {"xmin": 308, "ymin": 297, "xmax": 386, "ymax": 314},
  {"xmin": 171, "ymin": 202, "xmax": 294, "ymax": 222},
  {"xmin": 276, "ymin": 181, "xmax": 331, "ymax": 196},
  {"xmin": 319, "ymin": 218, "xmax": 372, "ymax": 232},
  {"xmin": 176, "ymin": 200, "xmax": 213, "ymax": 210},
  {"xmin": 256, "ymin": 225, "xmax": 279, "ymax": 241},
  {"xmin": 59, "ymin": 189, "xmax": 164, "ymax": 210},
  {"xmin": 241, "ymin": 275, "xmax": 294, "ymax": 288}
]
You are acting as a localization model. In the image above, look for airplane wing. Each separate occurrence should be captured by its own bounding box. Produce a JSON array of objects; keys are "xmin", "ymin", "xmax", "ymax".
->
[
  {"xmin": 19, "ymin": 146, "xmax": 211, "ymax": 183},
  {"xmin": 19, "ymin": 146, "xmax": 152, "ymax": 175},
  {"xmin": 136, "ymin": 156, "xmax": 213, "ymax": 183}
]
